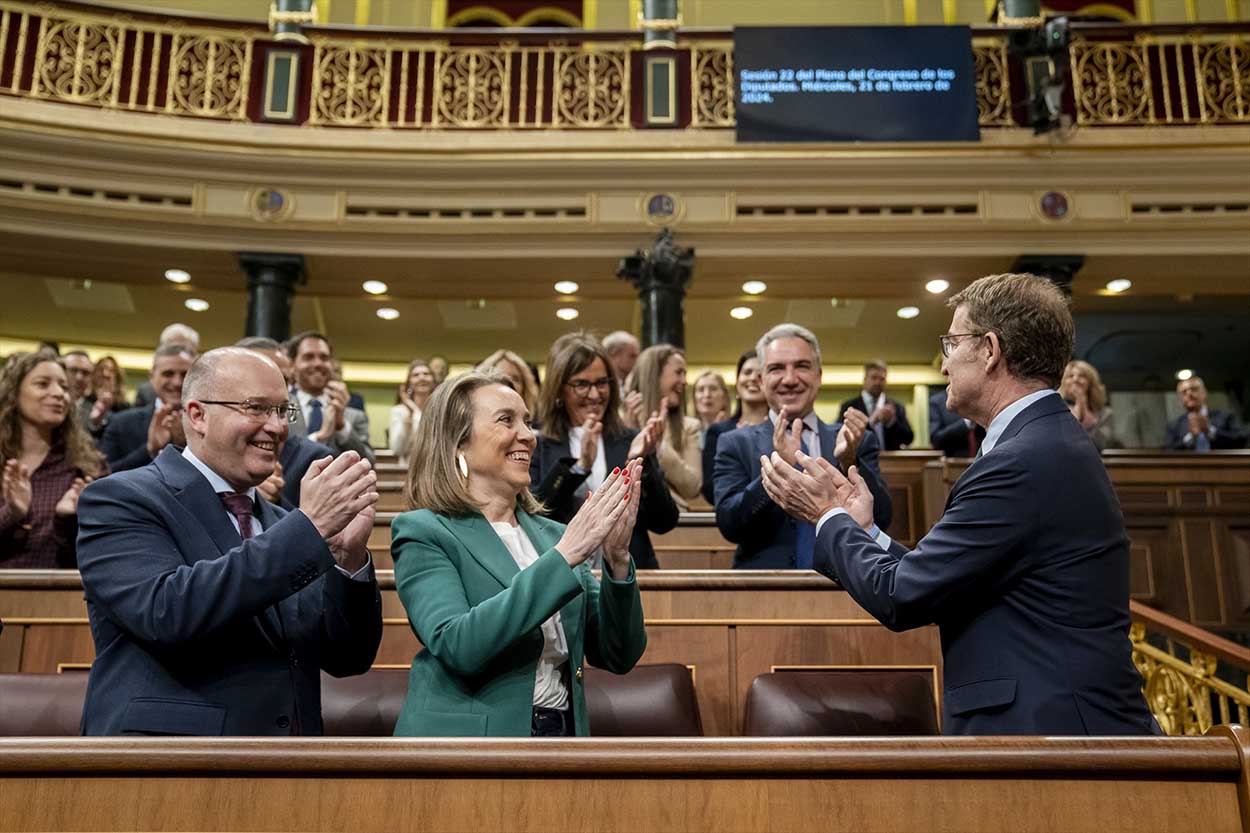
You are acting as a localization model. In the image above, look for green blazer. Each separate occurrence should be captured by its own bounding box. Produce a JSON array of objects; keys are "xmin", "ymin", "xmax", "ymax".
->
[{"xmin": 390, "ymin": 508, "xmax": 647, "ymax": 737}]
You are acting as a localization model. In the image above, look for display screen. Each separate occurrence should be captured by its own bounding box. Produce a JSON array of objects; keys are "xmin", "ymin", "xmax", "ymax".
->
[{"xmin": 734, "ymin": 26, "xmax": 981, "ymax": 143}]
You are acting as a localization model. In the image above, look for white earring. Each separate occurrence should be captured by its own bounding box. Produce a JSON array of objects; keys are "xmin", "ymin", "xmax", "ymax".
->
[{"xmin": 457, "ymin": 453, "xmax": 469, "ymax": 480}]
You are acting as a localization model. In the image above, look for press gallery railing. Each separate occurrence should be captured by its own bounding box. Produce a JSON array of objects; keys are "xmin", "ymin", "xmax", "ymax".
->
[{"xmin": 0, "ymin": 0, "xmax": 1245, "ymax": 130}]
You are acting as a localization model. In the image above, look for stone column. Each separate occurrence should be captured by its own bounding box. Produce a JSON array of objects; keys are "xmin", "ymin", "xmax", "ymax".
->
[
  {"xmin": 616, "ymin": 228, "xmax": 694, "ymax": 349},
  {"xmin": 239, "ymin": 253, "xmax": 307, "ymax": 341}
]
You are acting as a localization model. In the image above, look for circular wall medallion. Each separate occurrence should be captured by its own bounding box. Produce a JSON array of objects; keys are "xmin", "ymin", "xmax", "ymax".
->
[
  {"xmin": 1039, "ymin": 191, "xmax": 1070, "ymax": 221},
  {"xmin": 642, "ymin": 192, "xmax": 683, "ymax": 225},
  {"xmin": 248, "ymin": 187, "xmax": 294, "ymax": 222}
]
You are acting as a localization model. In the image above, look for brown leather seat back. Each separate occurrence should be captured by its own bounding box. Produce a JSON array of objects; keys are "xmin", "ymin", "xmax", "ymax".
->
[
  {"xmin": 743, "ymin": 670, "xmax": 939, "ymax": 736},
  {"xmin": 0, "ymin": 673, "xmax": 88, "ymax": 736},
  {"xmin": 320, "ymin": 668, "xmax": 410, "ymax": 736},
  {"xmin": 584, "ymin": 663, "xmax": 703, "ymax": 736}
]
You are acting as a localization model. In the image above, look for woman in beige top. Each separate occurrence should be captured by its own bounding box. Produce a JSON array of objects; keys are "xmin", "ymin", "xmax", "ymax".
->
[
  {"xmin": 623, "ymin": 344, "xmax": 702, "ymax": 509},
  {"xmin": 390, "ymin": 358, "xmax": 436, "ymax": 464},
  {"xmin": 1060, "ymin": 360, "xmax": 1120, "ymax": 451}
]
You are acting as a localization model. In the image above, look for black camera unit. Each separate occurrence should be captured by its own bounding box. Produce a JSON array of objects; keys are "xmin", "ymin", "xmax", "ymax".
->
[{"xmin": 1007, "ymin": 16, "xmax": 1072, "ymax": 134}]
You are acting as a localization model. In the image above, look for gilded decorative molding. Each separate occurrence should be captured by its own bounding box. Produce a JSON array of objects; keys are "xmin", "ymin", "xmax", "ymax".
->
[
  {"xmin": 690, "ymin": 42, "xmax": 733, "ymax": 128},
  {"xmin": 972, "ymin": 39, "xmax": 1013, "ymax": 126},
  {"xmin": 554, "ymin": 48, "xmax": 629, "ymax": 128},
  {"xmin": 1196, "ymin": 37, "xmax": 1250, "ymax": 122},
  {"xmin": 309, "ymin": 42, "xmax": 390, "ymax": 127},
  {"xmin": 434, "ymin": 48, "xmax": 509, "ymax": 127},
  {"xmin": 1071, "ymin": 38, "xmax": 1152, "ymax": 124}
]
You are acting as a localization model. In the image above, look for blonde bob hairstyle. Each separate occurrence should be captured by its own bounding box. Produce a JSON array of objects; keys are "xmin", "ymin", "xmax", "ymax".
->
[
  {"xmin": 477, "ymin": 349, "xmax": 539, "ymax": 415},
  {"xmin": 1063, "ymin": 359, "xmax": 1108, "ymax": 413},
  {"xmin": 403, "ymin": 370, "xmax": 543, "ymax": 517}
]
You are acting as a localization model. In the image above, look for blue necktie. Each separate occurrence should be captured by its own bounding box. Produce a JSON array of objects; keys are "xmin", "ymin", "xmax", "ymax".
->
[
  {"xmin": 307, "ymin": 399, "xmax": 323, "ymax": 433},
  {"xmin": 793, "ymin": 430, "xmax": 815, "ymax": 570},
  {"xmin": 1196, "ymin": 431, "xmax": 1211, "ymax": 453}
]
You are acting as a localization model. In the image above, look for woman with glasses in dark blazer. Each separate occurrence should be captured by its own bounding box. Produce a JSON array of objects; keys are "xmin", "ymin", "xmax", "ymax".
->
[{"xmin": 530, "ymin": 332, "xmax": 677, "ymax": 570}]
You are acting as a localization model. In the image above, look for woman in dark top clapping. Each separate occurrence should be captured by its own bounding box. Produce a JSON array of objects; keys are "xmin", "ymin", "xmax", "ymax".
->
[{"xmin": 529, "ymin": 332, "xmax": 677, "ymax": 569}]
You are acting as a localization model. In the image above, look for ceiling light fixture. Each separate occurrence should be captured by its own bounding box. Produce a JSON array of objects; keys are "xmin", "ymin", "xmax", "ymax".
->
[
  {"xmin": 730, "ymin": 306, "xmax": 754, "ymax": 320},
  {"xmin": 184, "ymin": 298, "xmax": 209, "ymax": 312},
  {"xmin": 362, "ymin": 280, "xmax": 388, "ymax": 295},
  {"xmin": 556, "ymin": 308, "xmax": 579, "ymax": 321},
  {"xmin": 741, "ymin": 280, "xmax": 767, "ymax": 295},
  {"xmin": 376, "ymin": 307, "xmax": 400, "ymax": 320},
  {"xmin": 925, "ymin": 278, "xmax": 950, "ymax": 294},
  {"xmin": 896, "ymin": 306, "xmax": 920, "ymax": 319},
  {"xmin": 1175, "ymin": 369, "xmax": 1193, "ymax": 381},
  {"xmin": 165, "ymin": 269, "xmax": 191, "ymax": 284},
  {"xmin": 553, "ymin": 281, "xmax": 580, "ymax": 295},
  {"xmin": 1106, "ymin": 279, "xmax": 1132, "ymax": 293}
]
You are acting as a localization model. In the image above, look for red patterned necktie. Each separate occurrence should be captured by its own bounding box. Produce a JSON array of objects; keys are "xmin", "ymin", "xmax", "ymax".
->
[{"xmin": 220, "ymin": 493, "xmax": 256, "ymax": 540}]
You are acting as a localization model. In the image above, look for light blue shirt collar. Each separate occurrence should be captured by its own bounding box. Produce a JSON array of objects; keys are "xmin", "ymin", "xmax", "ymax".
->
[
  {"xmin": 181, "ymin": 446, "xmax": 258, "ymax": 502},
  {"xmin": 980, "ymin": 389, "xmax": 1058, "ymax": 456}
]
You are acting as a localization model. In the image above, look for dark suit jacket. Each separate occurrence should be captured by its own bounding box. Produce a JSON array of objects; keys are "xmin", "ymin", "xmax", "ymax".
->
[
  {"xmin": 278, "ymin": 435, "xmax": 335, "ymax": 508},
  {"xmin": 97, "ymin": 403, "xmax": 159, "ymax": 473},
  {"xmin": 701, "ymin": 417, "xmax": 739, "ymax": 504},
  {"xmin": 76, "ymin": 447, "xmax": 382, "ymax": 736},
  {"xmin": 929, "ymin": 390, "xmax": 985, "ymax": 457},
  {"xmin": 1164, "ymin": 409, "xmax": 1248, "ymax": 450},
  {"xmin": 713, "ymin": 417, "xmax": 892, "ymax": 569},
  {"xmin": 816, "ymin": 394, "xmax": 1159, "ymax": 736},
  {"xmin": 838, "ymin": 396, "xmax": 914, "ymax": 450},
  {"xmin": 529, "ymin": 431, "xmax": 679, "ymax": 570}
]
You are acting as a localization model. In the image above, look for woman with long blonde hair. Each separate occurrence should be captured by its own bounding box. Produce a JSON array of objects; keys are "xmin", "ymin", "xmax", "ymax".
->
[
  {"xmin": 1, "ymin": 350, "xmax": 107, "ymax": 567},
  {"xmin": 622, "ymin": 344, "xmax": 702, "ymax": 509},
  {"xmin": 1060, "ymin": 360, "xmax": 1120, "ymax": 450}
]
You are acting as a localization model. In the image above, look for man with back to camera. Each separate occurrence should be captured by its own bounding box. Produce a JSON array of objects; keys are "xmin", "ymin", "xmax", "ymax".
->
[
  {"xmin": 97, "ymin": 344, "xmax": 194, "ymax": 472},
  {"xmin": 713, "ymin": 323, "xmax": 892, "ymax": 569},
  {"xmin": 1165, "ymin": 376, "xmax": 1248, "ymax": 451},
  {"xmin": 760, "ymin": 273, "xmax": 1159, "ymax": 735},
  {"xmin": 286, "ymin": 331, "xmax": 375, "ymax": 464},
  {"xmin": 838, "ymin": 359, "xmax": 915, "ymax": 451},
  {"xmin": 76, "ymin": 347, "xmax": 382, "ymax": 735}
]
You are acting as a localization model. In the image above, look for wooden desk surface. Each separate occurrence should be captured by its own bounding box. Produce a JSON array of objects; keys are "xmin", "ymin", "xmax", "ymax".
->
[{"xmin": 0, "ymin": 733, "xmax": 1244, "ymax": 833}]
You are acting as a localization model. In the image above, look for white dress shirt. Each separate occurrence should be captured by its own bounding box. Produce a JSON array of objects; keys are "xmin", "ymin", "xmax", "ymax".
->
[
  {"xmin": 180, "ymin": 446, "xmax": 372, "ymax": 581},
  {"xmin": 568, "ymin": 425, "xmax": 608, "ymax": 491},
  {"xmin": 490, "ymin": 521, "xmax": 571, "ymax": 710},
  {"xmin": 768, "ymin": 409, "xmax": 821, "ymax": 460}
]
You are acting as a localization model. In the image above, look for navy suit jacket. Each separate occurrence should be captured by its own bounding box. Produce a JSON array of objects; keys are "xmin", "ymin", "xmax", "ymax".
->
[
  {"xmin": 1164, "ymin": 409, "xmax": 1248, "ymax": 450},
  {"xmin": 713, "ymin": 417, "xmax": 892, "ymax": 569},
  {"xmin": 529, "ymin": 431, "xmax": 678, "ymax": 570},
  {"xmin": 838, "ymin": 396, "xmax": 915, "ymax": 451},
  {"xmin": 278, "ymin": 435, "xmax": 335, "ymax": 508},
  {"xmin": 76, "ymin": 447, "xmax": 383, "ymax": 736},
  {"xmin": 929, "ymin": 390, "xmax": 984, "ymax": 457},
  {"xmin": 700, "ymin": 418, "xmax": 739, "ymax": 504},
  {"xmin": 817, "ymin": 394, "xmax": 1159, "ymax": 735},
  {"xmin": 97, "ymin": 403, "xmax": 159, "ymax": 473}
]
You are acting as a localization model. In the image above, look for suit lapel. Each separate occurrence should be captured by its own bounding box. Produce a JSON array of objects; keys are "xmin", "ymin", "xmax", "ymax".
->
[
  {"xmin": 447, "ymin": 514, "xmax": 521, "ymax": 589},
  {"xmin": 816, "ymin": 418, "xmax": 839, "ymax": 467},
  {"xmin": 255, "ymin": 498, "xmax": 298, "ymax": 643},
  {"xmin": 154, "ymin": 449, "xmax": 245, "ymax": 561},
  {"xmin": 517, "ymin": 511, "xmax": 584, "ymax": 640}
]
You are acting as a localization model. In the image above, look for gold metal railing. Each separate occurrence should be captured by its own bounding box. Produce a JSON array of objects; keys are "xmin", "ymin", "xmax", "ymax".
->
[
  {"xmin": 1130, "ymin": 600, "xmax": 1250, "ymax": 736},
  {"xmin": 1071, "ymin": 33, "xmax": 1250, "ymax": 124},
  {"xmin": 0, "ymin": 1, "xmax": 259, "ymax": 120},
  {"xmin": 0, "ymin": 1, "xmax": 1247, "ymax": 130},
  {"xmin": 306, "ymin": 38, "xmax": 632, "ymax": 129}
]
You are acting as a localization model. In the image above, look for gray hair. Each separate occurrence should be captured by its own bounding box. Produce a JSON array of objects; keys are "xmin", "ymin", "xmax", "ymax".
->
[
  {"xmin": 756, "ymin": 323, "xmax": 822, "ymax": 367},
  {"xmin": 602, "ymin": 330, "xmax": 639, "ymax": 355},
  {"xmin": 182, "ymin": 347, "xmax": 280, "ymax": 406},
  {"xmin": 235, "ymin": 336, "xmax": 282, "ymax": 352},
  {"xmin": 158, "ymin": 323, "xmax": 200, "ymax": 350}
]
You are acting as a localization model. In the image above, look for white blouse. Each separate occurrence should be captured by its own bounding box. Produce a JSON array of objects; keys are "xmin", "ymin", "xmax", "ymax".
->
[
  {"xmin": 388, "ymin": 403, "xmax": 421, "ymax": 464},
  {"xmin": 568, "ymin": 425, "xmax": 607, "ymax": 491},
  {"xmin": 489, "ymin": 521, "xmax": 571, "ymax": 710}
]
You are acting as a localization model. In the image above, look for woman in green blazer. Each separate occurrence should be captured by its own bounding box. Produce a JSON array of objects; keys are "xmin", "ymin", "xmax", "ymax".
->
[{"xmin": 391, "ymin": 370, "xmax": 648, "ymax": 737}]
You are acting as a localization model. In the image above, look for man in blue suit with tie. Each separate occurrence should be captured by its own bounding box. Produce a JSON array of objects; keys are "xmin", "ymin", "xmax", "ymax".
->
[
  {"xmin": 77, "ymin": 347, "xmax": 383, "ymax": 735},
  {"xmin": 713, "ymin": 323, "xmax": 892, "ymax": 569},
  {"xmin": 761, "ymin": 274, "xmax": 1158, "ymax": 735}
]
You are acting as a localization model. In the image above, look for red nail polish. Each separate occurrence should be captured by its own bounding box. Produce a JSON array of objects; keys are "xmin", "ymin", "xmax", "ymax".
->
[{"xmin": 612, "ymin": 467, "xmax": 620, "ymax": 475}]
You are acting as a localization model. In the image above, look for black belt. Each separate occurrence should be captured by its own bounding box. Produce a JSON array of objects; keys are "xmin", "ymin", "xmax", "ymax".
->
[{"xmin": 531, "ymin": 706, "xmax": 574, "ymax": 737}]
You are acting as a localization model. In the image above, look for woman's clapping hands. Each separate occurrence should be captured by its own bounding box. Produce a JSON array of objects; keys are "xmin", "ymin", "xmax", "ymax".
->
[{"xmin": 556, "ymin": 459, "xmax": 642, "ymax": 570}]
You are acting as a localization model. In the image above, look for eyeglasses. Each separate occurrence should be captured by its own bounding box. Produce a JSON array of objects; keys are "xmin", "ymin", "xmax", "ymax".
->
[
  {"xmin": 938, "ymin": 332, "xmax": 986, "ymax": 358},
  {"xmin": 199, "ymin": 400, "xmax": 300, "ymax": 423},
  {"xmin": 565, "ymin": 378, "xmax": 613, "ymax": 397}
]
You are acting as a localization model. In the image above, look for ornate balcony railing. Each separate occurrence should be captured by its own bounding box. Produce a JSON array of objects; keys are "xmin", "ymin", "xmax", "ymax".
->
[
  {"xmin": 0, "ymin": 1, "xmax": 1246, "ymax": 131},
  {"xmin": 1130, "ymin": 599, "xmax": 1250, "ymax": 736}
]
